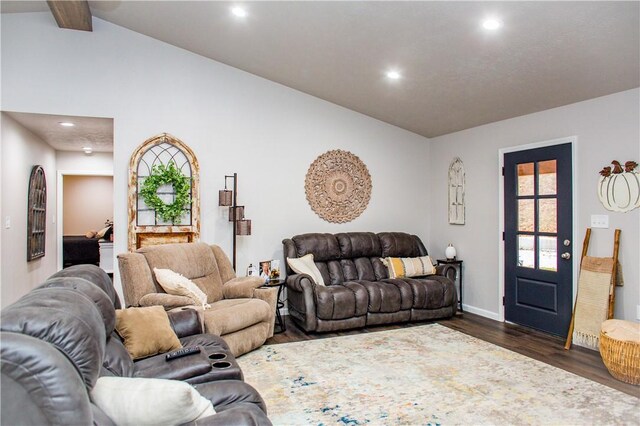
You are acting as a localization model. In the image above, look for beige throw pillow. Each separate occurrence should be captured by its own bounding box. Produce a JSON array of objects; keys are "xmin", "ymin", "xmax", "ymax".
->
[
  {"xmin": 115, "ymin": 306, "xmax": 182, "ymax": 360},
  {"xmin": 154, "ymin": 267, "xmax": 210, "ymax": 309},
  {"xmin": 91, "ymin": 376, "xmax": 216, "ymax": 426},
  {"xmin": 286, "ymin": 254, "xmax": 325, "ymax": 286}
]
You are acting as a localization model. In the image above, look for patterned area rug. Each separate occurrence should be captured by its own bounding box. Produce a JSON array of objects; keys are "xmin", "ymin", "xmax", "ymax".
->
[{"xmin": 237, "ymin": 324, "xmax": 639, "ymax": 425}]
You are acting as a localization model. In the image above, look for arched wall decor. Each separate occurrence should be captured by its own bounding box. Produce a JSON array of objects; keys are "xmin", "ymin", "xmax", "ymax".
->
[
  {"xmin": 448, "ymin": 157, "xmax": 465, "ymax": 225},
  {"xmin": 27, "ymin": 165, "xmax": 47, "ymax": 261},
  {"xmin": 128, "ymin": 133, "xmax": 200, "ymax": 251},
  {"xmin": 304, "ymin": 149, "xmax": 372, "ymax": 223}
]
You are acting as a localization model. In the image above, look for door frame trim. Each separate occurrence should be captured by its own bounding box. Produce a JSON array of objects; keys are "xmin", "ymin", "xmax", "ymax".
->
[
  {"xmin": 497, "ymin": 136, "xmax": 579, "ymax": 322},
  {"xmin": 56, "ymin": 170, "xmax": 114, "ymax": 271}
]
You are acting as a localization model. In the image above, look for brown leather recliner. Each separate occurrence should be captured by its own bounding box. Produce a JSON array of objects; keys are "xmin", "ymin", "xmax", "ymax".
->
[{"xmin": 283, "ymin": 232, "xmax": 457, "ymax": 333}]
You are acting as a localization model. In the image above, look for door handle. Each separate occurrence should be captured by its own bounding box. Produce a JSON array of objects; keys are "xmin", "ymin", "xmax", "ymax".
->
[{"xmin": 561, "ymin": 252, "xmax": 571, "ymax": 260}]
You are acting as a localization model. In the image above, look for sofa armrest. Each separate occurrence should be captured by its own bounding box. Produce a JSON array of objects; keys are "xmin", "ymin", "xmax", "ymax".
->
[
  {"xmin": 286, "ymin": 273, "xmax": 317, "ymax": 293},
  {"xmin": 139, "ymin": 293, "xmax": 194, "ymax": 310},
  {"xmin": 222, "ymin": 276, "xmax": 265, "ymax": 299},
  {"xmin": 167, "ymin": 308, "xmax": 203, "ymax": 337},
  {"xmin": 435, "ymin": 264, "xmax": 457, "ymax": 282},
  {"xmin": 132, "ymin": 346, "xmax": 212, "ymax": 381}
]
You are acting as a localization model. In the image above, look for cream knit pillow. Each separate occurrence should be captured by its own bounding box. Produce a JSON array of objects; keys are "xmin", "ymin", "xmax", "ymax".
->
[
  {"xmin": 286, "ymin": 253, "xmax": 325, "ymax": 286},
  {"xmin": 153, "ymin": 268, "xmax": 210, "ymax": 308}
]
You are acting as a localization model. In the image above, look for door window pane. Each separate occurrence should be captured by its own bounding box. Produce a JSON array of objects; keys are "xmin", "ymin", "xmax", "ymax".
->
[
  {"xmin": 518, "ymin": 235, "xmax": 535, "ymax": 268},
  {"xmin": 539, "ymin": 236, "xmax": 557, "ymax": 271},
  {"xmin": 517, "ymin": 163, "xmax": 534, "ymax": 196},
  {"xmin": 538, "ymin": 199, "xmax": 557, "ymax": 233},
  {"xmin": 538, "ymin": 160, "xmax": 557, "ymax": 195},
  {"xmin": 518, "ymin": 199, "xmax": 534, "ymax": 232}
]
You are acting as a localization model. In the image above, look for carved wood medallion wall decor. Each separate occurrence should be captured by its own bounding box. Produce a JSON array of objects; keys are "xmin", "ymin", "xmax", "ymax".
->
[{"xmin": 305, "ymin": 149, "xmax": 372, "ymax": 223}]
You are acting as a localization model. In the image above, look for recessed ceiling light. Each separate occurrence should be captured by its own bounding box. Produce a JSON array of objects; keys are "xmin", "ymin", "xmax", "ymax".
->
[
  {"xmin": 482, "ymin": 19, "xmax": 502, "ymax": 30},
  {"xmin": 82, "ymin": 147, "xmax": 93, "ymax": 154},
  {"xmin": 386, "ymin": 70, "xmax": 401, "ymax": 80},
  {"xmin": 59, "ymin": 122, "xmax": 75, "ymax": 127},
  {"xmin": 231, "ymin": 6, "xmax": 247, "ymax": 18}
]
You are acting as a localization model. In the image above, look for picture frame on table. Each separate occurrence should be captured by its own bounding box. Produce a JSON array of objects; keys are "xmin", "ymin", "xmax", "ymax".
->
[{"xmin": 259, "ymin": 259, "xmax": 281, "ymax": 283}]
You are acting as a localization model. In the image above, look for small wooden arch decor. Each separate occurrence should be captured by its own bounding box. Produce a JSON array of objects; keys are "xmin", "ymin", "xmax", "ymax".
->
[
  {"xmin": 304, "ymin": 149, "xmax": 372, "ymax": 223},
  {"xmin": 27, "ymin": 165, "xmax": 47, "ymax": 261},
  {"xmin": 128, "ymin": 133, "xmax": 200, "ymax": 251}
]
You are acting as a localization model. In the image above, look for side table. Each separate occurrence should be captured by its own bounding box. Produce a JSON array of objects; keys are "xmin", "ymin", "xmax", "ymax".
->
[
  {"xmin": 260, "ymin": 279, "xmax": 286, "ymax": 333},
  {"xmin": 436, "ymin": 259, "xmax": 463, "ymax": 312}
]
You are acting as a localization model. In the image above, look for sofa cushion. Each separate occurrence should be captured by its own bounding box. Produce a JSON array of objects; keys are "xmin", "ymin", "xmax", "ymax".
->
[
  {"xmin": 378, "ymin": 232, "xmax": 424, "ymax": 258},
  {"xmin": 360, "ymin": 280, "xmax": 413, "ymax": 312},
  {"xmin": 336, "ymin": 232, "xmax": 381, "ymax": 258},
  {"xmin": 201, "ymin": 299, "xmax": 272, "ymax": 336},
  {"xmin": 382, "ymin": 256, "xmax": 436, "ymax": 278},
  {"xmin": 115, "ymin": 306, "xmax": 182, "ymax": 360},
  {"xmin": 139, "ymin": 242, "xmax": 224, "ymax": 303},
  {"xmin": 90, "ymin": 376, "xmax": 216, "ymax": 425},
  {"xmin": 396, "ymin": 275, "xmax": 457, "ymax": 310},
  {"xmin": 153, "ymin": 267, "xmax": 210, "ymax": 308},
  {"xmin": 291, "ymin": 233, "xmax": 341, "ymax": 261},
  {"xmin": 287, "ymin": 254, "xmax": 325, "ymax": 286},
  {"xmin": 315, "ymin": 283, "xmax": 368, "ymax": 320}
]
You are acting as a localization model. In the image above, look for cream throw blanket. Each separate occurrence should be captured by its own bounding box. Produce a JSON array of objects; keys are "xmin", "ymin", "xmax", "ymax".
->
[{"xmin": 572, "ymin": 256, "xmax": 618, "ymax": 349}]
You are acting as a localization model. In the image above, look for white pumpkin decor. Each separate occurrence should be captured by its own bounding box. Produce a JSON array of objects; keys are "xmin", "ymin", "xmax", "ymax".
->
[{"xmin": 598, "ymin": 160, "xmax": 639, "ymax": 213}]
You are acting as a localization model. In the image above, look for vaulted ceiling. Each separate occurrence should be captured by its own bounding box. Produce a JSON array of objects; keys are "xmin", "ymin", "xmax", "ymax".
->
[{"xmin": 2, "ymin": 1, "xmax": 639, "ymax": 139}]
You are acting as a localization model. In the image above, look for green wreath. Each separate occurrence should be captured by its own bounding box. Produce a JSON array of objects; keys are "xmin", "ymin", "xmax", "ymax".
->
[{"xmin": 140, "ymin": 162, "xmax": 191, "ymax": 223}]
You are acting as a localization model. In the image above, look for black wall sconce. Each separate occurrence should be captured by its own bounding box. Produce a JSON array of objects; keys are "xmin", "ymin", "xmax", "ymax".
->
[{"xmin": 219, "ymin": 173, "xmax": 251, "ymax": 271}]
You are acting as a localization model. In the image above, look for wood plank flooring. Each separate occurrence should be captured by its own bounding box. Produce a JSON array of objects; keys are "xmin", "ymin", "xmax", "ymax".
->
[{"xmin": 266, "ymin": 312, "xmax": 639, "ymax": 397}]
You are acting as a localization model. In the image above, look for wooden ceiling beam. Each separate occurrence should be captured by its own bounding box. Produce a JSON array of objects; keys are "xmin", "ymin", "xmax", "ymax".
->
[{"xmin": 46, "ymin": 0, "xmax": 92, "ymax": 32}]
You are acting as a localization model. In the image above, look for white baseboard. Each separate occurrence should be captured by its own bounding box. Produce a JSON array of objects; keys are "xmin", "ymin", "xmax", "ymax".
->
[{"xmin": 461, "ymin": 304, "xmax": 501, "ymax": 321}]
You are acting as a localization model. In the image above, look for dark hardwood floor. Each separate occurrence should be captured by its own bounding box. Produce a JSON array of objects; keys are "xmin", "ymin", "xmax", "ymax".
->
[{"xmin": 265, "ymin": 312, "xmax": 639, "ymax": 397}]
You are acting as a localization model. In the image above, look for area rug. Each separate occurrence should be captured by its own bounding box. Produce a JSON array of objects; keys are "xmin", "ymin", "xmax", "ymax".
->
[{"xmin": 237, "ymin": 324, "xmax": 639, "ymax": 425}]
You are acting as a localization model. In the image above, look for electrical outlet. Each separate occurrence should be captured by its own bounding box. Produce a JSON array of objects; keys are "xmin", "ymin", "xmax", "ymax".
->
[
  {"xmin": 4, "ymin": 216, "xmax": 10, "ymax": 229},
  {"xmin": 590, "ymin": 214, "xmax": 609, "ymax": 228},
  {"xmin": 637, "ymin": 305, "xmax": 640, "ymax": 321}
]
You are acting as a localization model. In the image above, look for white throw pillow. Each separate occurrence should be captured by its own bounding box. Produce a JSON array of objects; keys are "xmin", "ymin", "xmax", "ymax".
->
[
  {"xmin": 153, "ymin": 268, "xmax": 210, "ymax": 309},
  {"xmin": 90, "ymin": 376, "xmax": 216, "ymax": 426},
  {"xmin": 286, "ymin": 254, "xmax": 325, "ymax": 286}
]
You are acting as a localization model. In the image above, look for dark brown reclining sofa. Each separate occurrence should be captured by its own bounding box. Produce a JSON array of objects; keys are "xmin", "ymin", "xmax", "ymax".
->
[{"xmin": 283, "ymin": 232, "xmax": 458, "ymax": 333}]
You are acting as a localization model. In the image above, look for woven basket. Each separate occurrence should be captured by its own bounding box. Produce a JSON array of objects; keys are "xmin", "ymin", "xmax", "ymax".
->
[{"xmin": 599, "ymin": 321, "xmax": 640, "ymax": 385}]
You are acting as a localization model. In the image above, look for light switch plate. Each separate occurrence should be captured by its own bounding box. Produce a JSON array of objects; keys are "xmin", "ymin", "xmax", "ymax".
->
[
  {"xmin": 4, "ymin": 217, "xmax": 10, "ymax": 229},
  {"xmin": 590, "ymin": 214, "xmax": 609, "ymax": 228}
]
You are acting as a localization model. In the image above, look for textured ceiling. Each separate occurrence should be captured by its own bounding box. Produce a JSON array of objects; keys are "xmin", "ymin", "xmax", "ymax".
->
[
  {"xmin": 4, "ymin": 112, "xmax": 114, "ymax": 152},
  {"xmin": 2, "ymin": 1, "xmax": 639, "ymax": 138}
]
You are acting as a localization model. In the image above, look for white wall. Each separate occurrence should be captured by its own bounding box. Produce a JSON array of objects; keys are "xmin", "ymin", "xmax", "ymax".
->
[
  {"xmin": 57, "ymin": 151, "xmax": 114, "ymax": 173},
  {"xmin": 63, "ymin": 175, "xmax": 113, "ymax": 235},
  {"xmin": 429, "ymin": 89, "xmax": 640, "ymax": 322},
  {"xmin": 1, "ymin": 113, "xmax": 58, "ymax": 307},
  {"xmin": 1, "ymin": 13, "xmax": 431, "ymax": 301}
]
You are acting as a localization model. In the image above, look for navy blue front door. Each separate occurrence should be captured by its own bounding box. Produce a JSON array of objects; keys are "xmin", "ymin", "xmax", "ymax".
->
[{"xmin": 504, "ymin": 143, "xmax": 573, "ymax": 336}]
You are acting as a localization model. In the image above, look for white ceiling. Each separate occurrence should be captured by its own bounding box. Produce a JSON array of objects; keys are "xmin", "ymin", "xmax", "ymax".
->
[
  {"xmin": 2, "ymin": 1, "xmax": 639, "ymax": 139},
  {"xmin": 4, "ymin": 111, "xmax": 114, "ymax": 153}
]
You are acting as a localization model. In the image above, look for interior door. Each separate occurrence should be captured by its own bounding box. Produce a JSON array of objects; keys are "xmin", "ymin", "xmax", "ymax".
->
[{"xmin": 504, "ymin": 143, "xmax": 573, "ymax": 336}]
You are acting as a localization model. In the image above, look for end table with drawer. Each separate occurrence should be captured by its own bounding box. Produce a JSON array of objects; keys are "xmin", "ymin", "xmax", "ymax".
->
[{"xmin": 436, "ymin": 259, "xmax": 463, "ymax": 312}]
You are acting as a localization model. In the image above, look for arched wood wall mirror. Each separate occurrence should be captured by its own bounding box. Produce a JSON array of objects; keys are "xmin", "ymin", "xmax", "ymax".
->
[{"xmin": 128, "ymin": 133, "xmax": 200, "ymax": 251}]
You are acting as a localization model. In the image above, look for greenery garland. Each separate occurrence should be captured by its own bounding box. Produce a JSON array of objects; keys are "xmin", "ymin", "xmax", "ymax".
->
[{"xmin": 140, "ymin": 162, "xmax": 191, "ymax": 223}]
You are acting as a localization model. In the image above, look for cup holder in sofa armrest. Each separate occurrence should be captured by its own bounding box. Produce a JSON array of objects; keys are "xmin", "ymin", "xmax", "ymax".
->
[
  {"xmin": 208, "ymin": 352, "xmax": 227, "ymax": 360},
  {"xmin": 212, "ymin": 361, "xmax": 232, "ymax": 369}
]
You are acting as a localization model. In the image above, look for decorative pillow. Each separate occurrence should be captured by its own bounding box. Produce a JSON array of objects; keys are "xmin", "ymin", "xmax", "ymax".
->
[
  {"xmin": 382, "ymin": 255, "xmax": 436, "ymax": 279},
  {"xmin": 287, "ymin": 254, "xmax": 325, "ymax": 286},
  {"xmin": 91, "ymin": 376, "xmax": 216, "ymax": 426},
  {"xmin": 153, "ymin": 268, "xmax": 210, "ymax": 309},
  {"xmin": 115, "ymin": 306, "xmax": 182, "ymax": 360},
  {"xmin": 95, "ymin": 226, "xmax": 111, "ymax": 239}
]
